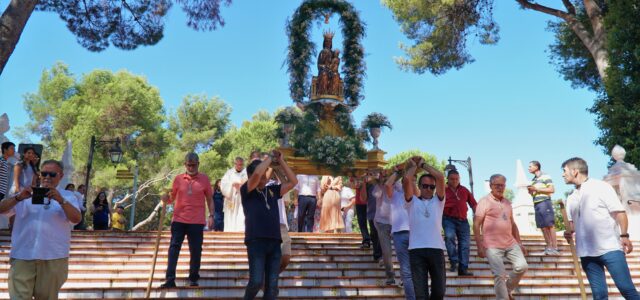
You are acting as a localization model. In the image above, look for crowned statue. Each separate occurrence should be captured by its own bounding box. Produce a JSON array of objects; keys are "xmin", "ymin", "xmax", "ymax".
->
[{"xmin": 311, "ymin": 31, "xmax": 344, "ymax": 101}]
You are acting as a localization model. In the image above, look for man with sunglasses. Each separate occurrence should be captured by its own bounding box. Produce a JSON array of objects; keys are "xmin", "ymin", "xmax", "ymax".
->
[
  {"xmin": 160, "ymin": 152, "xmax": 214, "ymax": 288},
  {"xmin": 474, "ymin": 174, "xmax": 528, "ymax": 300},
  {"xmin": 0, "ymin": 160, "xmax": 81, "ymax": 299},
  {"xmin": 402, "ymin": 156, "xmax": 447, "ymax": 300}
]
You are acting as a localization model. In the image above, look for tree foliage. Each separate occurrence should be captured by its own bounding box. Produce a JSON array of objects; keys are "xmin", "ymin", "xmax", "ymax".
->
[
  {"xmin": 384, "ymin": 149, "xmax": 445, "ymax": 171},
  {"xmin": 23, "ymin": 62, "xmax": 167, "ymax": 190},
  {"xmin": 547, "ymin": 6, "xmax": 603, "ymax": 92},
  {"xmin": 0, "ymin": 0, "xmax": 231, "ymax": 75},
  {"xmin": 590, "ymin": 2, "xmax": 640, "ymax": 165},
  {"xmin": 19, "ymin": 63, "xmax": 253, "ymax": 230},
  {"xmin": 382, "ymin": 0, "xmax": 499, "ymax": 75},
  {"xmin": 167, "ymin": 94, "xmax": 231, "ymax": 152},
  {"xmin": 213, "ymin": 111, "xmax": 279, "ymax": 176}
]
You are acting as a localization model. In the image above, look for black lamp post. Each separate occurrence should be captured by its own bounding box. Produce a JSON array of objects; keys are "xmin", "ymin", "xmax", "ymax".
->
[
  {"xmin": 82, "ymin": 136, "xmax": 123, "ymax": 206},
  {"xmin": 444, "ymin": 156, "xmax": 474, "ymax": 196}
]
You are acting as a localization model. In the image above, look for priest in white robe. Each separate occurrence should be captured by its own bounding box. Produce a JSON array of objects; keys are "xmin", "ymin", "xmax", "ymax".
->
[{"xmin": 221, "ymin": 157, "xmax": 247, "ymax": 232}]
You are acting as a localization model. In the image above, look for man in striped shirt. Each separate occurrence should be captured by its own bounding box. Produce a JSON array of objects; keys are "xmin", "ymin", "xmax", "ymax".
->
[
  {"xmin": 0, "ymin": 142, "xmax": 15, "ymax": 199},
  {"xmin": 527, "ymin": 160, "xmax": 559, "ymax": 255}
]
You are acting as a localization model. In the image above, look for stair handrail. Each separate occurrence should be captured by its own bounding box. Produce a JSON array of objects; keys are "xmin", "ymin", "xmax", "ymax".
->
[{"xmin": 558, "ymin": 200, "xmax": 587, "ymax": 300}]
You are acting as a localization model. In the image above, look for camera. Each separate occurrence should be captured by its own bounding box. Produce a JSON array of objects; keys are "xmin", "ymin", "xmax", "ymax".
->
[{"xmin": 31, "ymin": 187, "xmax": 49, "ymax": 205}]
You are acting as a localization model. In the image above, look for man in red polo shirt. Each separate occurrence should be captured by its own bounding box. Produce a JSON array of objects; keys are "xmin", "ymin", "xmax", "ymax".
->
[
  {"xmin": 160, "ymin": 152, "xmax": 214, "ymax": 288},
  {"xmin": 443, "ymin": 170, "xmax": 477, "ymax": 276}
]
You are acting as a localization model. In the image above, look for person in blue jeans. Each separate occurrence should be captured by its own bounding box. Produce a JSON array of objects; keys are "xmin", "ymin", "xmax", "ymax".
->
[
  {"xmin": 213, "ymin": 179, "xmax": 224, "ymax": 231},
  {"xmin": 241, "ymin": 150, "xmax": 297, "ymax": 300},
  {"xmin": 443, "ymin": 170, "xmax": 476, "ymax": 275},
  {"xmin": 385, "ymin": 164, "xmax": 415, "ymax": 300},
  {"xmin": 562, "ymin": 157, "xmax": 639, "ymax": 300}
]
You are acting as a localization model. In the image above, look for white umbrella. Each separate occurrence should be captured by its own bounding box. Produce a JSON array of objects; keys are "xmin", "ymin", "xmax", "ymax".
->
[{"xmin": 58, "ymin": 140, "xmax": 75, "ymax": 189}]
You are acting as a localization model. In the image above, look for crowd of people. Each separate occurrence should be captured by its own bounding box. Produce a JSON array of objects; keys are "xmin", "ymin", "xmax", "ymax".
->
[{"xmin": 0, "ymin": 140, "xmax": 637, "ymax": 299}]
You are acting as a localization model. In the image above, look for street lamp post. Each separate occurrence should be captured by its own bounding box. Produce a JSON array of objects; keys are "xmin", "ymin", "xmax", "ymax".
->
[
  {"xmin": 82, "ymin": 135, "xmax": 123, "ymax": 212},
  {"xmin": 445, "ymin": 156, "xmax": 474, "ymax": 196}
]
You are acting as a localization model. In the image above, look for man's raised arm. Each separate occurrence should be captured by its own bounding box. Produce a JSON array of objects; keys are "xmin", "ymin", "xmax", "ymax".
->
[
  {"xmin": 246, "ymin": 156, "xmax": 273, "ymax": 193},
  {"xmin": 403, "ymin": 157, "xmax": 419, "ymax": 202}
]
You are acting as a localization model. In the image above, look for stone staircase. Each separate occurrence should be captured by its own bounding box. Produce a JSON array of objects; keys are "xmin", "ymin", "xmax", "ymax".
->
[{"xmin": 0, "ymin": 231, "xmax": 638, "ymax": 299}]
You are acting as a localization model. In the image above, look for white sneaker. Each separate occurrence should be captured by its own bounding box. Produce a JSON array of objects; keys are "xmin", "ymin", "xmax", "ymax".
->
[{"xmin": 544, "ymin": 247, "xmax": 549, "ymax": 255}]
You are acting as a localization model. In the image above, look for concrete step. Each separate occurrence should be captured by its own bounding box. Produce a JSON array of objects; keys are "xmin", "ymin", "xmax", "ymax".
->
[{"xmin": 0, "ymin": 230, "xmax": 637, "ymax": 299}]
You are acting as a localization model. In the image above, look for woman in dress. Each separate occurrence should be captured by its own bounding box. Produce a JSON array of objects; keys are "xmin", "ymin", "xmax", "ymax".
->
[
  {"xmin": 10, "ymin": 147, "xmax": 38, "ymax": 194},
  {"xmin": 92, "ymin": 191, "xmax": 111, "ymax": 230},
  {"xmin": 213, "ymin": 179, "xmax": 224, "ymax": 232},
  {"xmin": 319, "ymin": 176, "xmax": 344, "ymax": 233}
]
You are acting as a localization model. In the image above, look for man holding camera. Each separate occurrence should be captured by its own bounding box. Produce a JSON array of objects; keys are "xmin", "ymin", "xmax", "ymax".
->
[
  {"xmin": 0, "ymin": 159, "xmax": 81, "ymax": 300},
  {"xmin": 241, "ymin": 150, "xmax": 297, "ymax": 300}
]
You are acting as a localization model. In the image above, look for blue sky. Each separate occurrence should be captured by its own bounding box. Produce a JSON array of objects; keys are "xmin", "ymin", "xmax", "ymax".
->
[{"xmin": 0, "ymin": 1, "xmax": 610, "ymax": 197}]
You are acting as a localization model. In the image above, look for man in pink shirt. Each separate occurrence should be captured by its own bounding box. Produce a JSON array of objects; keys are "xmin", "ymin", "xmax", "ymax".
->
[
  {"xmin": 160, "ymin": 152, "xmax": 214, "ymax": 288},
  {"xmin": 474, "ymin": 174, "xmax": 528, "ymax": 300}
]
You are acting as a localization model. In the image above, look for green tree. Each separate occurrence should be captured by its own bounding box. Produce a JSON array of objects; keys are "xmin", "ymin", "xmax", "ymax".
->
[
  {"xmin": 504, "ymin": 188, "xmax": 515, "ymax": 202},
  {"xmin": 382, "ymin": 1, "xmax": 608, "ymax": 80},
  {"xmin": 167, "ymin": 94, "xmax": 231, "ymax": 152},
  {"xmin": 589, "ymin": 3, "xmax": 640, "ymax": 165},
  {"xmin": 0, "ymin": 0, "xmax": 232, "ymax": 75},
  {"xmin": 384, "ymin": 149, "xmax": 445, "ymax": 171},
  {"xmin": 383, "ymin": 1, "xmax": 640, "ymax": 165},
  {"xmin": 163, "ymin": 94, "xmax": 232, "ymax": 179},
  {"xmin": 212, "ymin": 111, "xmax": 279, "ymax": 178},
  {"xmin": 22, "ymin": 62, "xmax": 169, "ymax": 228}
]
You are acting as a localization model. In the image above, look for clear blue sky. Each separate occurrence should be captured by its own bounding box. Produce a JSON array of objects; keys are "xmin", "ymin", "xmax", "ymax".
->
[{"xmin": 0, "ymin": 1, "xmax": 610, "ymax": 197}]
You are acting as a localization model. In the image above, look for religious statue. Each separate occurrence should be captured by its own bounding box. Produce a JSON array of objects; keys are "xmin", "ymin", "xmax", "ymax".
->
[
  {"xmin": 329, "ymin": 49, "xmax": 342, "ymax": 96},
  {"xmin": 316, "ymin": 31, "xmax": 334, "ymax": 96},
  {"xmin": 311, "ymin": 31, "xmax": 344, "ymax": 101}
]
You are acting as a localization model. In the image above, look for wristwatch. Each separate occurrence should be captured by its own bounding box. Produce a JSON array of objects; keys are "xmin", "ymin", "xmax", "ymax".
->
[
  {"xmin": 59, "ymin": 197, "xmax": 67, "ymax": 206},
  {"xmin": 620, "ymin": 233, "xmax": 630, "ymax": 238}
]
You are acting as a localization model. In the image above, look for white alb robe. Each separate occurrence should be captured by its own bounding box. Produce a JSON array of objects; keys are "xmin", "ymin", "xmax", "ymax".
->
[{"xmin": 221, "ymin": 168, "xmax": 247, "ymax": 232}]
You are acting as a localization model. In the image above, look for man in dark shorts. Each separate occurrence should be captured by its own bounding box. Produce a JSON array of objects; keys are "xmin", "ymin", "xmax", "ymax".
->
[{"xmin": 527, "ymin": 160, "xmax": 559, "ymax": 255}]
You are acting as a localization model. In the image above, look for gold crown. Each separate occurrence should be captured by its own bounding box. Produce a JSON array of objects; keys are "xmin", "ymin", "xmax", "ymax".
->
[{"xmin": 323, "ymin": 30, "xmax": 335, "ymax": 39}]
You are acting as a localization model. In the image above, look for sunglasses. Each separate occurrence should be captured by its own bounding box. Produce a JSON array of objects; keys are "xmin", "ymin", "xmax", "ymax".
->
[
  {"xmin": 41, "ymin": 171, "xmax": 58, "ymax": 178},
  {"xmin": 420, "ymin": 184, "xmax": 436, "ymax": 190}
]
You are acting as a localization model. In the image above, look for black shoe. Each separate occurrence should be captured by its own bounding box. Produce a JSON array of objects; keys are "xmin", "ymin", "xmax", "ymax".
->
[
  {"xmin": 448, "ymin": 262, "xmax": 458, "ymax": 272},
  {"xmin": 160, "ymin": 281, "xmax": 176, "ymax": 288},
  {"xmin": 458, "ymin": 269, "xmax": 474, "ymax": 276},
  {"xmin": 188, "ymin": 280, "xmax": 199, "ymax": 287},
  {"xmin": 360, "ymin": 241, "xmax": 371, "ymax": 249}
]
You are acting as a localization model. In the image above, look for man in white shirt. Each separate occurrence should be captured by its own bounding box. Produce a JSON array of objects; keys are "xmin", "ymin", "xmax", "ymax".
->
[
  {"xmin": 385, "ymin": 164, "xmax": 415, "ymax": 300},
  {"xmin": 221, "ymin": 157, "xmax": 248, "ymax": 232},
  {"xmin": 562, "ymin": 157, "xmax": 639, "ymax": 300},
  {"xmin": 402, "ymin": 157, "xmax": 446, "ymax": 300},
  {"xmin": 0, "ymin": 159, "xmax": 81, "ymax": 299},
  {"xmin": 294, "ymin": 174, "xmax": 320, "ymax": 232}
]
